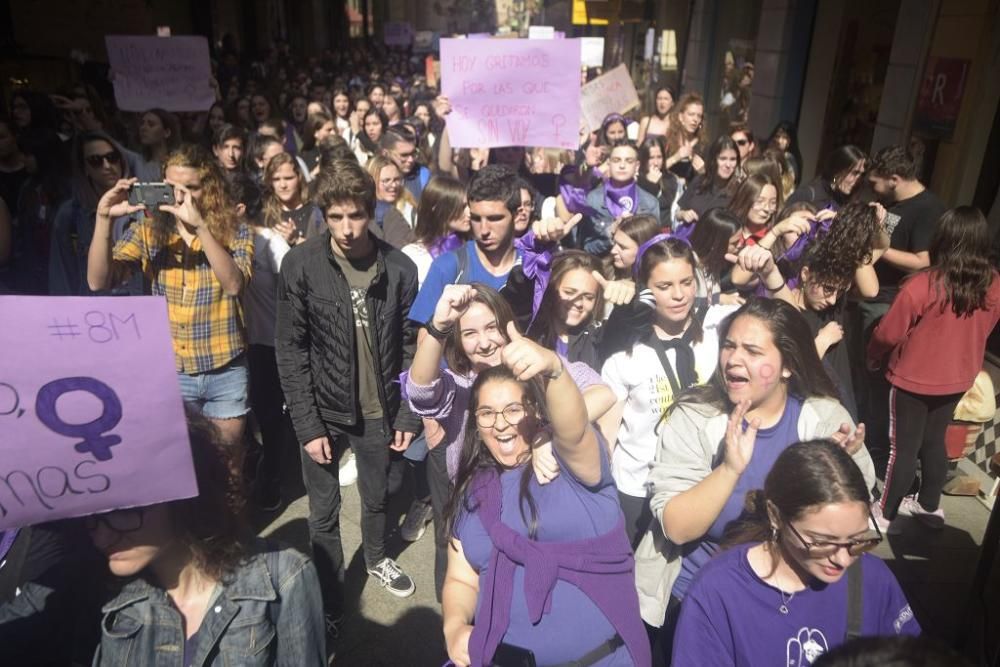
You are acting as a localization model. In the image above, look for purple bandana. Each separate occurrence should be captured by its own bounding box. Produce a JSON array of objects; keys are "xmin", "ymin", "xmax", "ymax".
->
[
  {"xmin": 632, "ymin": 233, "xmax": 691, "ymax": 280},
  {"xmin": 0, "ymin": 529, "xmax": 19, "ymax": 563},
  {"xmin": 558, "ymin": 165, "xmax": 601, "ymax": 217},
  {"xmin": 778, "ymin": 216, "xmax": 834, "ymax": 265},
  {"xmin": 605, "ymin": 180, "xmax": 639, "ymax": 219},
  {"xmin": 428, "ymin": 232, "xmax": 464, "ymax": 259}
]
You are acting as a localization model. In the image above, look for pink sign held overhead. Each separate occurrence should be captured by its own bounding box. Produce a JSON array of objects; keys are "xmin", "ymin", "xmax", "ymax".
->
[
  {"xmin": 0, "ymin": 296, "xmax": 198, "ymax": 530},
  {"xmin": 441, "ymin": 38, "xmax": 581, "ymax": 150}
]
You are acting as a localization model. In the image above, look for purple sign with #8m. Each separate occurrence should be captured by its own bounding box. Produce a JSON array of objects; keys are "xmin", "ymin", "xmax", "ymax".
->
[
  {"xmin": 0, "ymin": 296, "xmax": 197, "ymax": 530},
  {"xmin": 441, "ymin": 38, "xmax": 581, "ymax": 150}
]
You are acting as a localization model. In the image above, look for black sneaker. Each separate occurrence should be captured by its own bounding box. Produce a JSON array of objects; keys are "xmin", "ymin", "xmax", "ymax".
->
[
  {"xmin": 366, "ymin": 557, "xmax": 415, "ymax": 598},
  {"xmin": 324, "ymin": 613, "xmax": 343, "ymax": 664},
  {"xmin": 400, "ymin": 498, "xmax": 433, "ymax": 542}
]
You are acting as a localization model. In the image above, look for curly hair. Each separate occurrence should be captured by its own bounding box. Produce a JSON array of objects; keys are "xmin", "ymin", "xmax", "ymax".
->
[
  {"xmin": 664, "ymin": 93, "xmax": 707, "ymax": 156},
  {"xmin": 156, "ymin": 144, "xmax": 239, "ymax": 246},
  {"xmin": 868, "ymin": 145, "xmax": 916, "ymax": 180},
  {"xmin": 800, "ymin": 201, "xmax": 882, "ymax": 287}
]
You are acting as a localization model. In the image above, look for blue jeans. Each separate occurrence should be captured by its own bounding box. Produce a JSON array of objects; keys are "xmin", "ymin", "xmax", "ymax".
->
[{"xmin": 177, "ymin": 355, "xmax": 250, "ymax": 419}]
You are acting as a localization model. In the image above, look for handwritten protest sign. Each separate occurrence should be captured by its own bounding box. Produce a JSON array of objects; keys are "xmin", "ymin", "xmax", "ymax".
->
[
  {"xmin": 384, "ymin": 21, "xmax": 414, "ymax": 47},
  {"xmin": 106, "ymin": 36, "xmax": 215, "ymax": 112},
  {"xmin": 580, "ymin": 63, "xmax": 640, "ymax": 131},
  {"xmin": 581, "ymin": 37, "xmax": 605, "ymax": 68},
  {"xmin": 441, "ymin": 38, "xmax": 581, "ymax": 150},
  {"xmin": 0, "ymin": 296, "xmax": 197, "ymax": 530}
]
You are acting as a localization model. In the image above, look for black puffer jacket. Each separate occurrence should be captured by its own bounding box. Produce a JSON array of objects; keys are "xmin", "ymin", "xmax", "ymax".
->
[{"xmin": 276, "ymin": 230, "xmax": 421, "ymax": 444}]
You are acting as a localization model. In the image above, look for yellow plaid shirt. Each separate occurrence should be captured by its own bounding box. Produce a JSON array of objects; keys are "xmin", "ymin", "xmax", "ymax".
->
[{"xmin": 112, "ymin": 217, "xmax": 254, "ymax": 374}]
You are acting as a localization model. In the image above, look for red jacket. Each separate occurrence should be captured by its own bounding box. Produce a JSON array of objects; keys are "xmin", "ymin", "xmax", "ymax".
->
[{"xmin": 868, "ymin": 270, "xmax": 1000, "ymax": 395}]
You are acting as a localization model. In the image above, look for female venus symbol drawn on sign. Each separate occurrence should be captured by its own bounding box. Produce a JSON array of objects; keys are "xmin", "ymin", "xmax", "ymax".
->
[
  {"xmin": 35, "ymin": 377, "xmax": 123, "ymax": 462},
  {"xmin": 551, "ymin": 114, "xmax": 566, "ymax": 145}
]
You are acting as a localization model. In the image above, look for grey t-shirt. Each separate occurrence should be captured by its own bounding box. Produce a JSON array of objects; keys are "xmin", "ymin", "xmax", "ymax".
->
[{"xmin": 331, "ymin": 250, "xmax": 383, "ymax": 419}]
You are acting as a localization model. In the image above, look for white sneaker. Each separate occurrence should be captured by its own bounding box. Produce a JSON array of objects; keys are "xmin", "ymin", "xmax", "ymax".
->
[
  {"xmin": 339, "ymin": 451, "xmax": 358, "ymax": 487},
  {"xmin": 899, "ymin": 496, "xmax": 945, "ymax": 529}
]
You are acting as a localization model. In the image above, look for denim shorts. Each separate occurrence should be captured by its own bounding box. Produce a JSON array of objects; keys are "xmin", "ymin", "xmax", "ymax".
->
[{"xmin": 177, "ymin": 355, "xmax": 250, "ymax": 419}]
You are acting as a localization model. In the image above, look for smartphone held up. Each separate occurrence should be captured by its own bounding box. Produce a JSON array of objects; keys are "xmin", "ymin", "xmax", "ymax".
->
[{"xmin": 128, "ymin": 182, "xmax": 175, "ymax": 210}]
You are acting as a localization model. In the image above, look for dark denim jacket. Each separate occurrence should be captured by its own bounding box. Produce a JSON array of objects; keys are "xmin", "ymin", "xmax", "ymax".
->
[{"xmin": 93, "ymin": 546, "xmax": 324, "ymax": 666}]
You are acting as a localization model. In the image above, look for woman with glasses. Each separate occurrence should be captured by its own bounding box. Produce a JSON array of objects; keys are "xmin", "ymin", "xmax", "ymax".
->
[
  {"xmin": 87, "ymin": 411, "xmax": 325, "ymax": 665},
  {"xmin": 672, "ymin": 440, "xmax": 917, "ymax": 665},
  {"xmin": 579, "ymin": 141, "xmax": 660, "ymax": 256},
  {"xmin": 441, "ymin": 323, "xmax": 649, "ymax": 667},
  {"xmin": 635, "ymin": 298, "xmax": 876, "ymax": 656},
  {"xmin": 786, "ymin": 145, "xmax": 868, "ymax": 211},
  {"xmin": 366, "ymin": 154, "xmax": 416, "ymax": 248}
]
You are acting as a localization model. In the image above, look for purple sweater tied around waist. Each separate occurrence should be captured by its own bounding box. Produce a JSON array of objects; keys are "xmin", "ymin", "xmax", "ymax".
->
[{"xmin": 465, "ymin": 471, "xmax": 650, "ymax": 667}]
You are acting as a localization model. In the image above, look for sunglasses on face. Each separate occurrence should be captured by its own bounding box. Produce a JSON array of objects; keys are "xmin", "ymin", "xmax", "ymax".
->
[
  {"xmin": 85, "ymin": 152, "xmax": 121, "ymax": 168},
  {"xmin": 734, "ymin": 138, "xmax": 749, "ymax": 146}
]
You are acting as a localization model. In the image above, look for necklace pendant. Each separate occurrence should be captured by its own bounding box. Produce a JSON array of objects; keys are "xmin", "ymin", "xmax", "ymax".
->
[{"xmin": 779, "ymin": 604, "xmax": 789, "ymax": 615}]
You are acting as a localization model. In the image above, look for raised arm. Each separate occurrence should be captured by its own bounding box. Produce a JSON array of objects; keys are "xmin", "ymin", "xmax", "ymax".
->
[
  {"xmin": 501, "ymin": 322, "xmax": 602, "ymax": 485},
  {"xmin": 726, "ymin": 244, "xmax": 794, "ymax": 304},
  {"xmin": 87, "ymin": 178, "xmax": 144, "ymax": 291},
  {"xmin": 409, "ymin": 284, "xmax": 478, "ymax": 386}
]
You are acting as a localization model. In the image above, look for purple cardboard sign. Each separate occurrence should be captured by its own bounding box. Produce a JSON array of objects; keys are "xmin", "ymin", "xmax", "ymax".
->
[
  {"xmin": 0, "ymin": 296, "xmax": 198, "ymax": 530},
  {"xmin": 441, "ymin": 38, "xmax": 582, "ymax": 150}
]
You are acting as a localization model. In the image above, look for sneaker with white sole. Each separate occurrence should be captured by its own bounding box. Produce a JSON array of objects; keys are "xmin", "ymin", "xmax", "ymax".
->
[
  {"xmin": 366, "ymin": 557, "xmax": 415, "ymax": 598},
  {"xmin": 899, "ymin": 496, "xmax": 945, "ymax": 529},
  {"xmin": 400, "ymin": 498, "xmax": 434, "ymax": 542},
  {"xmin": 871, "ymin": 502, "xmax": 904, "ymax": 535},
  {"xmin": 339, "ymin": 451, "xmax": 358, "ymax": 487}
]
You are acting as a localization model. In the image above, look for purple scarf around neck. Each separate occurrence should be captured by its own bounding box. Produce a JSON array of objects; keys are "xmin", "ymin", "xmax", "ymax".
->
[
  {"xmin": 558, "ymin": 165, "xmax": 601, "ymax": 217},
  {"xmin": 605, "ymin": 179, "xmax": 639, "ymax": 218}
]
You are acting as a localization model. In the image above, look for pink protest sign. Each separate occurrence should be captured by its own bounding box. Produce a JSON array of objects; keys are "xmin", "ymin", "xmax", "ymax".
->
[
  {"xmin": 441, "ymin": 38, "xmax": 582, "ymax": 150},
  {"xmin": 0, "ymin": 296, "xmax": 198, "ymax": 530}
]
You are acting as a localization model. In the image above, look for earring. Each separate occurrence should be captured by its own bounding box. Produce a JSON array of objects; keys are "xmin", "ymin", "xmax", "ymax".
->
[{"xmin": 770, "ymin": 525, "xmax": 779, "ymax": 542}]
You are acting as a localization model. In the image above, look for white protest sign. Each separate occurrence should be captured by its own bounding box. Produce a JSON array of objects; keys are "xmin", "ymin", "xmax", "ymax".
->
[
  {"xmin": 441, "ymin": 38, "xmax": 582, "ymax": 150},
  {"xmin": 581, "ymin": 37, "xmax": 605, "ymax": 68},
  {"xmin": 528, "ymin": 26, "xmax": 555, "ymax": 40},
  {"xmin": 106, "ymin": 35, "xmax": 214, "ymax": 112},
  {"xmin": 0, "ymin": 296, "xmax": 198, "ymax": 530},
  {"xmin": 580, "ymin": 63, "xmax": 640, "ymax": 131}
]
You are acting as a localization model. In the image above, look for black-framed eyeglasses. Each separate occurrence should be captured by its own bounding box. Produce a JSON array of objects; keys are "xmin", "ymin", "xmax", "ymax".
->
[
  {"xmin": 784, "ymin": 512, "xmax": 883, "ymax": 557},
  {"xmin": 475, "ymin": 402, "xmax": 528, "ymax": 429},
  {"xmin": 85, "ymin": 151, "xmax": 122, "ymax": 168},
  {"xmin": 84, "ymin": 508, "xmax": 146, "ymax": 537}
]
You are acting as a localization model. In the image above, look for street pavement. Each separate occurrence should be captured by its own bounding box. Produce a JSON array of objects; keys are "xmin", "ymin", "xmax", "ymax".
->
[{"xmin": 254, "ymin": 449, "xmax": 993, "ymax": 666}]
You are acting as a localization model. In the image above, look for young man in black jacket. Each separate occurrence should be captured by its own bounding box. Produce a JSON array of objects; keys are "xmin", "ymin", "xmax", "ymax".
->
[{"xmin": 275, "ymin": 158, "xmax": 420, "ymax": 634}]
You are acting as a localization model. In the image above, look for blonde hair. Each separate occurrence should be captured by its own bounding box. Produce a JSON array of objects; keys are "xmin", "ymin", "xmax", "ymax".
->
[
  {"xmin": 366, "ymin": 154, "xmax": 416, "ymax": 216},
  {"xmin": 262, "ymin": 152, "xmax": 308, "ymax": 228}
]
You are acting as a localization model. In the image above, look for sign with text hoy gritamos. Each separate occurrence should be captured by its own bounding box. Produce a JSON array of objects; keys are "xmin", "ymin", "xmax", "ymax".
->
[
  {"xmin": 0, "ymin": 296, "xmax": 197, "ymax": 530},
  {"xmin": 441, "ymin": 38, "xmax": 582, "ymax": 150}
]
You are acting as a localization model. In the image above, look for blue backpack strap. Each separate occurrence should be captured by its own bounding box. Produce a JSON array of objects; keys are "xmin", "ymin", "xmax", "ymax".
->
[{"xmin": 419, "ymin": 166, "xmax": 431, "ymax": 190}]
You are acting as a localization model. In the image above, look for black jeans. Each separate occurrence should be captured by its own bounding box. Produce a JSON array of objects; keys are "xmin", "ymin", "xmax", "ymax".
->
[
  {"xmin": 881, "ymin": 386, "xmax": 962, "ymax": 518},
  {"xmin": 300, "ymin": 418, "xmax": 391, "ymax": 617},
  {"xmin": 427, "ymin": 439, "xmax": 452, "ymax": 601},
  {"xmin": 857, "ymin": 300, "xmax": 891, "ymax": 478},
  {"xmin": 247, "ymin": 344, "xmax": 291, "ymax": 492}
]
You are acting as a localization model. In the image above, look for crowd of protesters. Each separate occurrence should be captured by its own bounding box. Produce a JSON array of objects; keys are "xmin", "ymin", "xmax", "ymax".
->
[{"xmin": 0, "ymin": 36, "xmax": 996, "ymax": 667}]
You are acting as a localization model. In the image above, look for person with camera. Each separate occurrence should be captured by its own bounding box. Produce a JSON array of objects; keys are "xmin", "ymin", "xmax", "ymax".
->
[{"xmin": 86, "ymin": 144, "xmax": 254, "ymax": 452}]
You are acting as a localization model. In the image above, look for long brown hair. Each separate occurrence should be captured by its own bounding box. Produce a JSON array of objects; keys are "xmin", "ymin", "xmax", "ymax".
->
[
  {"xmin": 156, "ymin": 144, "xmax": 239, "ymax": 246},
  {"xmin": 443, "ymin": 284, "xmax": 517, "ymax": 377},
  {"xmin": 722, "ymin": 439, "xmax": 870, "ymax": 577},
  {"xmin": 727, "ymin": 173, "xmax": 781, "ymax": 231},
  {"xmin": 928, "ymin": 206, "xmax": 998, "ymax": 317},
  {"xmin": 664, "ymin": 92, "xmax": 707, "ymax": 156},
  {"xmin": 261, "ymin": 152, "xmax": 307, "ymax": 229},
  {"xmin": 444, "ymin": 365, "xmax": 548, "ymax": 541},
  {"xmin": 528, "ymin": 251, "xmax": 606, "ymax": 350},
  {"xmin": 670, "ymin": 298, "xmax": 839, "ymax": 416},
  {"xmin": 413, "ymin": 175, "xmax": 467, "ymax": 247}
]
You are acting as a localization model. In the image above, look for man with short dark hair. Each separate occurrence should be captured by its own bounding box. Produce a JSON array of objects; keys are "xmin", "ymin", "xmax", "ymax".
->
[
  {"xmin": 380, "ymin": 127, "xmax": 430, "ymax": 201},
  {"xmin": 276, "ymin": 159, "xmax": 420, "ymax": 635}
]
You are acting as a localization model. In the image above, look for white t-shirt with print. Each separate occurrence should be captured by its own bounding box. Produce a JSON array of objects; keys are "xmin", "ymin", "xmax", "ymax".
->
[{"xmin": 600, "ymin": 304, "xmax": 735, "ymax": 497}]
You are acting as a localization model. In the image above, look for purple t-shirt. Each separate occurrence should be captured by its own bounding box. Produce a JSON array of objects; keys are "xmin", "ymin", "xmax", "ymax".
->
[
  {"xmin": 674, "ymin": 395, "xmax": 804, "ymax": 598},
  {"xmin": 673, "ymin": 543, "xmax": 920, "ymax": 666},
  {"xmin": 455, "ymin": 448, "xmax": 633, "ymax": 666}
]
